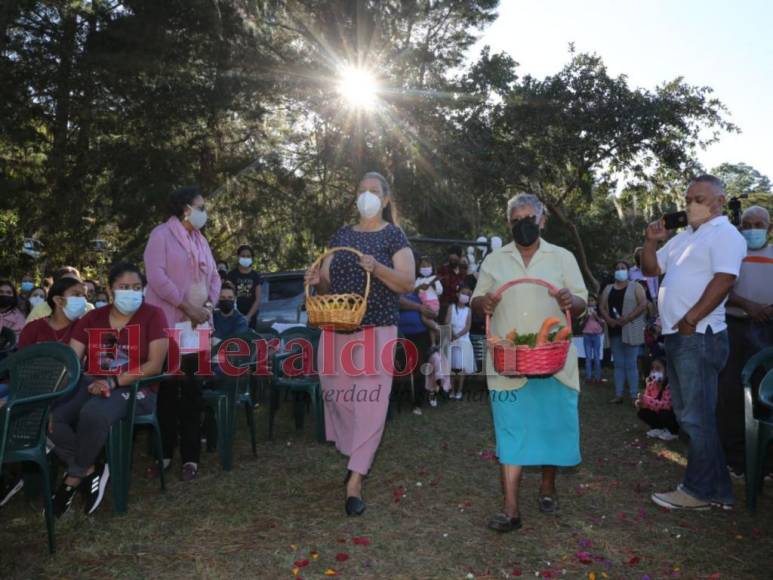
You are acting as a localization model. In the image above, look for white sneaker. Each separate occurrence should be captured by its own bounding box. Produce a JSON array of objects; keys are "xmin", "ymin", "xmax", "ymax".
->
[
  {"xmin": 646, "ymin": 429, "xmax": 663, "ymax": 438},
  {"xmin": 657, "ymin": 431, "xmax": 679, "ymax": 441},
  {"xmin": 455, "ymin": 392, "xmax": 464, "ymax": 400},
  {"xmin": 429, "ymin": 397, "xmax": 438, "ymax": 408},
  {"xmin": 412, "ymin": 407, "xmax": 422, "ymax": 416}
]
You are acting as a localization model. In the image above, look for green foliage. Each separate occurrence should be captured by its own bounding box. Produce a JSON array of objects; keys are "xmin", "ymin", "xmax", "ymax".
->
[
  {"xmin": 712, "ymin": 162, "xmax": 772, "ymax": 197},
  {"xmin": 0, "ymin": 1, "xmax": 749, "ymax": 291}
]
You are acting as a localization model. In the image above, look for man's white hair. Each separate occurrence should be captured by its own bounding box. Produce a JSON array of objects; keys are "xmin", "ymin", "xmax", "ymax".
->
[
  {"xmin": 742, "ymin": 205, "xmax": 770, "ymax": 225},
  {"xmin": 507, "ymin": 192, "xmax": 545, "ymax": 221}
]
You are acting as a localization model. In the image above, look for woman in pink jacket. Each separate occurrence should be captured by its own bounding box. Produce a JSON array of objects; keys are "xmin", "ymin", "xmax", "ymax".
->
[{"xmin": 144, "ymin": 186, "xmax": 221, "ymax": 481}]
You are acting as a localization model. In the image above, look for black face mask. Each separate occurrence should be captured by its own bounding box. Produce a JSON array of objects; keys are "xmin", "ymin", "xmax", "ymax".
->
[
  {"xmin": 0, "ymin": 295, "xmax": 16, "ymax": 309},
  {"xmin": 511, "ymin": 217, "xmax": 540, "ymax": 247},
  {"xmin": 218, "ymin": 299, "xmax": 235, "ymax": 314}
]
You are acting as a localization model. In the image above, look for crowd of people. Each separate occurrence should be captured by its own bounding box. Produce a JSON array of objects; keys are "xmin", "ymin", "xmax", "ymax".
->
[{"xmin": 0, "ymin": 173, "xmax": 771, "ymax": 533}]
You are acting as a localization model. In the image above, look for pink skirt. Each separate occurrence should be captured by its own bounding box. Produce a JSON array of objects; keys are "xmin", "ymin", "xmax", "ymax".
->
[{"xmin": 318, "ymin": 325, "xmax": 397, "ymax": 475}]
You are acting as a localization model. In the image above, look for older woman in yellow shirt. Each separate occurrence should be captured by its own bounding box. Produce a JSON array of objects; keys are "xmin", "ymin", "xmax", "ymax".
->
[{"xmin": 472, "ymin": 193, "xmax": 588, "ymax": 533}]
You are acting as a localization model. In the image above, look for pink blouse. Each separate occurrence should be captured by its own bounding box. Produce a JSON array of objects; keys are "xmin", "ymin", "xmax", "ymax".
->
[
  {"xmin": 143, "ymin": 217, "xmax": 221, "ymax": 328},
  {"xmin": 640, "ymin": 379, "xmax": 673, "ymax": 412},
  {"xmin": 0, "ymin": 307, "xmax": 27, "ymax": 341}
]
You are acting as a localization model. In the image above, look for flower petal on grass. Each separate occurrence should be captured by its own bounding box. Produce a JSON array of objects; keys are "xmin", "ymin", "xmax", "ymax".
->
[
  {"xmin": 335, "ymin": 553, "xmax": 349, "ymax": 562},
  {"xmin": 293, "ymin": 559, "xmax": 310, "ymax": 568},
  {"xmin": 352, "ymin": 536, "xmax": 371, "ymax": 546},
  {"xmin": 324, "ymin": 568, "xmax": 338, "ymax": 576},
  {"xmin": 576, "ymin": 552, "xmax": 593, "ymax": 565}
]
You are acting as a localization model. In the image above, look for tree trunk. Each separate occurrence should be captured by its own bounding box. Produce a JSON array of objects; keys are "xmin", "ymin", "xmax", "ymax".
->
[
  {"xmin": 544, "ymin": 199, "xmax": 600, "ymax": 295},
  {"xmin": 0, "ymin": 0, "xmax": 19, "ymax": 55},
  {"xmin": 50, "ymin": 9, "xmax": 78, "ymax": 186}
]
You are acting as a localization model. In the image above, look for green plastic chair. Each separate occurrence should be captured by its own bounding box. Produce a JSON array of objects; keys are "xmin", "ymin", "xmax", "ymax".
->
[
  {"xmin": 269, "ymin": 326, "xmax": 324, "ymax": 442},
  {"xmin": 742, "ymin": 346, "xmax": 773, "ymax": 512},
  {"xmin": 202, "ymin": 332, "xmax": 260, "ymax": 470},
  {"xmin": 251, "ymin": 331, "xmax": 281, "ymax": 406},
  {"xmin": 106, "ymin": 374, "xmax": 172, "ymax": 514},
  {"xmin": 0, "ymin": 343, "xmax": 81, "ymax": 553}
]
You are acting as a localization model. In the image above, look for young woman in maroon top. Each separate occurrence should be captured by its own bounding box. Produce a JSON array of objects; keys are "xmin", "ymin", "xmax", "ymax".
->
[
  {"xmin": 49, "ymin": 262, "xmax": 169, "ymax": 517},
  {"xmin": 18, "ymin": 277, "xmax": 87, "ymax": 349}
]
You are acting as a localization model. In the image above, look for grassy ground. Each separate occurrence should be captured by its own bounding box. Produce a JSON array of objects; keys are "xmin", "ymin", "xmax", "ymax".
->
[{"xmin": 1, "ymin": 375, "xmax": 771, "ymax": 580}]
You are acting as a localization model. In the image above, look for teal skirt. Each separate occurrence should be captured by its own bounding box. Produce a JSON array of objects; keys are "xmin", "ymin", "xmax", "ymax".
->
[{"xmin": 490, "ymin": 377, "xmax": 580, "ymax": 467}]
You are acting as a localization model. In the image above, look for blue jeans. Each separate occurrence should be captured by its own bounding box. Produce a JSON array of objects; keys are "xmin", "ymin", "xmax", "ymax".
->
[
  {"xmin": 609, "ymin": 335, "xmax": 640, "ymax": 398},
  {"xmin": 583, "ymin": 334, "xmax": 603, "ymax": 381},
  {"xmin": 665, "ymin": 329, "xmax": 733, "ymax": 504}
]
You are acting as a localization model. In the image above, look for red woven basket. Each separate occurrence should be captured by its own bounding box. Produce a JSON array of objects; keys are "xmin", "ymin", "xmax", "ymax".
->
[{"xmin": 485, "ymin": 278, "xmax": 572, "ymax": 377}]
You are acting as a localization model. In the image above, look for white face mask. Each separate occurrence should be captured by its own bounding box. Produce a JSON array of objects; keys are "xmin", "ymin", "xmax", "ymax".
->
[
  {"xmin": 458, "ymin": 294, "xmax": 470, "ymax": 305},
  {"xmin": 356, "ymin": 191, "xmax": 382, "ymax": 219},
  {"xmin": 419, "ymin": 267, "xmax": 433, "ymax": 277},
  {"xmin": 238, "ymin": 257, "xmax": 253, "ymax": 268},
  {"xmin": 186, "ymin": 205, "xmax": 208, "ymax": 230},
  {"xmin": 29, "ymin": 295, "xmax": 45, "ymax": 308},
  {"xmin": 649, "ymin": 371, "xmax": 664, "ymax": 383}
]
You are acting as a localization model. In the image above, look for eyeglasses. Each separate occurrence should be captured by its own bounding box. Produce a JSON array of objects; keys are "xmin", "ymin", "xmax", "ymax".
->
[{"xmin": 511, "ymin": 216, "xmax": 537, "ymax": 225}]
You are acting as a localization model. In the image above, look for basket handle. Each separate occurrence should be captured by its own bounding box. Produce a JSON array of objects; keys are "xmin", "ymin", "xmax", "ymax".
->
[
  {"xmin": 305, "ymin": 246, "xmax": 372, "ymax": 301},
  {"xmin": 485, "ymin": 277, "xmax": 572, "ymax": 340}
]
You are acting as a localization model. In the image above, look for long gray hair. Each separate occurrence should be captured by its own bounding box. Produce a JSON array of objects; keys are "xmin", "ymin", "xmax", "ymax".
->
[{"xmin": 362, "ymin": 171, "xmax": 399, "ymax": 225}]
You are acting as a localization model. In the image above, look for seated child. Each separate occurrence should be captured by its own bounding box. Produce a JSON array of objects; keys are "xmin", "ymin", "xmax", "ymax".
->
[
  {"xmin": 635, "ymin": 357, "xmax": 679, "ymax": 441},
  {"xmin": 415, "ymin": 259, "xmax": 443, "ymax": 345}
]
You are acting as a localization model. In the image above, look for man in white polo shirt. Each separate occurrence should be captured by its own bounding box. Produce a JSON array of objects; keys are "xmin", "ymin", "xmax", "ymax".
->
[
  {"xmin": 718, "ymin": 206, "xmax": 773, "ymax": 479},
  {"xmin": 641, "ymin": 174, "xmax": 747, "ymax": 510}
]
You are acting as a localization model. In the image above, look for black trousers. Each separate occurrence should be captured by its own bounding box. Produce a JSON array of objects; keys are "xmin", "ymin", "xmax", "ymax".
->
[
  {"xmin": 158, "ymin": 353, "xmax": 203, "ymax": 464},
  {"xmin": 716, "ymin": 316, "xmax": 773, "ymax": 472},
  {"xmin": 637, "ymin": 408, "xmax": 679, "ymax": 434},
  {"xmin": 404, "ymin": 331, "xmax": 431, "ymax": 407}
]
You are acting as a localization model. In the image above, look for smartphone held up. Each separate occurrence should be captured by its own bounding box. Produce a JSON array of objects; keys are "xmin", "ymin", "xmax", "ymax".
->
[{"xmin": 662, "ymin": 211, "xmax": 688, "ymax": 231}]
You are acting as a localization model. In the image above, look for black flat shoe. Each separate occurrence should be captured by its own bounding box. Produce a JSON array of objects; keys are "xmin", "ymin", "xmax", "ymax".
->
[
  {"xmin": 345, "ymin": 496, "xmax": 366, "ymax": 516},
  {"xmin": 487, "ymin": 512, "xmax": 522, "ymax": 533},
  {"xmin": 538, "ymin": 494, "xmax": 559, "ymax": 514}
]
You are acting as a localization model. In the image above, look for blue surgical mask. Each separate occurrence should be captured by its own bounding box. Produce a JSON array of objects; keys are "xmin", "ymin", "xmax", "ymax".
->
[
  {"xmin": 614, "ymin": 269, "xmax": 628, "ymax": 282},
  {"xmin": 63, "ymin": 296, "xmax": 87, "ymax": 321},
  {"xmin": 95, "ymin": 300, "xmax": 108, "ymax": 308},
  {"xmin": 21, "ymin": 281, "xmax": 34, "ymax": 293},
  {"xmin": 742, "ymin": 228, "xmax": 768, "ymax": 250},
  {"xmin": 114, "ymin": 289, "xmax": 143, "ymax": 315}
]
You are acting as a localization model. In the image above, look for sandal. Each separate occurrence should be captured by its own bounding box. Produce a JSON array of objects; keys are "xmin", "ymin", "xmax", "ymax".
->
[
  {"xmin": 487, "ymin": 512, "xmax": 522, "ymax": 533},
  {"xmin": 538, "ymin": 495, "xmax": 559, "ymax": 514}
]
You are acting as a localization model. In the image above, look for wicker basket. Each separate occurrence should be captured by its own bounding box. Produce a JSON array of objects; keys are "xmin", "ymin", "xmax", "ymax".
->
[
  {"xmin": 305, "ymin": 246, "xmax": 371, "ymax": 332},
  {"xmin": 485, "ymin": 278, "xmax": 572, "ymax": 377}
]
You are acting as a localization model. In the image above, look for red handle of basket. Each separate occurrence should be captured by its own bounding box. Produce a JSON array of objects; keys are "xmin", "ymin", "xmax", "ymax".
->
[{"xmin": 484, "ymin": 277, "xmax": 573, "ymax": 340}]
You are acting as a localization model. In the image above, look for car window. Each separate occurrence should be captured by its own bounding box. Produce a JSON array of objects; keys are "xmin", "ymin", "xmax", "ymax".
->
[{"xmin": 267, "ymin": 277, "xmax": 304, "ymax": 301}]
